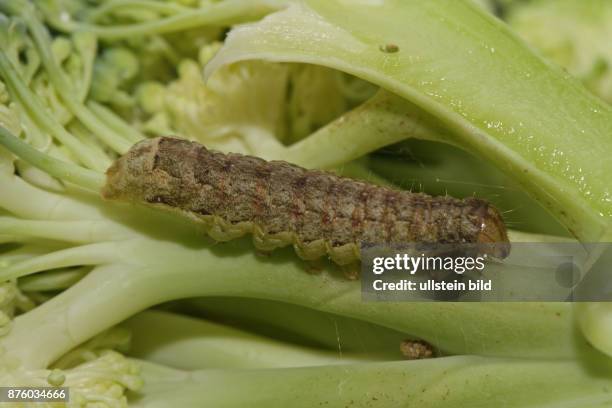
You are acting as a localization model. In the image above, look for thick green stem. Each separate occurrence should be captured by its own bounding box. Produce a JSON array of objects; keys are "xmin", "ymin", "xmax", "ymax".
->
[
  {"xmin": 0, "ymin": 171, "xmax": 103, "ymax": 221},
  {"xmin": 2, "ymin": 235, "xmax": 584, "ymax": 369},
  {"xmin": 19, "ymin": 267, "xmax": 89, "ymax": 292},
  {"xmin": 284, "ymin": 90, "xmax": 447, "ymax": 169},
  {"xmin": 0, "ymin": 242, "xmax": 117, "ymax": 281},
  {"xmin": 123, "ymin": 310, "xmax": 374, "ymax": 370},
  {"xmin": 131, "ymin": 357, "xmax": 612, "ymax": 408},
  {"xmin": 0, "ymin": 216, "xmax": 132, "ymax": 244},
  {"xmin": 186, "ymin": 297, "xmax": 411, "ymax": 357}
]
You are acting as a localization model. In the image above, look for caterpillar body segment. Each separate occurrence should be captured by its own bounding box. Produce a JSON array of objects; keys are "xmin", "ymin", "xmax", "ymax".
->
[{"xmin": 102, "ymin": 137, "xmax": 510, "ymax": 264}]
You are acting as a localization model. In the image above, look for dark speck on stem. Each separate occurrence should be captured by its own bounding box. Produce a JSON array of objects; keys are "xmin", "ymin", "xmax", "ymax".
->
[{"xmin": 379, "ymin": 44, "xmax": 399, "ymax": 53}]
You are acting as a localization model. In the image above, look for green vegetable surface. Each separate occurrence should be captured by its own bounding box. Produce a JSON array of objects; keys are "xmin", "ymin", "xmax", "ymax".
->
[
  {"xmin": 206, "ymin": 0, "xmax": 612, "ymax": 242},
  {"xmin": 0, "ymin": 0, "xmax": 611, "ymax": 407}
]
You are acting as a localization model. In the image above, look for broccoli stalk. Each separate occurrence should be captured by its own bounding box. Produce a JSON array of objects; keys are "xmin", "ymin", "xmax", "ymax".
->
[
  {"xmin": 122, "ymin": 309, "xmax": 377, "ymax": 369},
  {"xmin": 130, "ymin": 356, "xmax": 612, "ymax": 407},
  {"xmin": 0, "ymin": 228, "xmax": 583, "ymax": 367}
]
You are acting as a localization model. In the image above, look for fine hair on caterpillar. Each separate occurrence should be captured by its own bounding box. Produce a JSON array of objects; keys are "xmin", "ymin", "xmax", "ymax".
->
[{"xmin": 102, "ymin": 137, "xmax": 511, "ymax": 265}]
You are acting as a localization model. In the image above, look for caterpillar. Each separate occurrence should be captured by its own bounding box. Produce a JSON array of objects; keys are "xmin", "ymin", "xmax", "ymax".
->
[{"xmin": 102, "ymin": 137, "xmax": 510, "ymax": 265}]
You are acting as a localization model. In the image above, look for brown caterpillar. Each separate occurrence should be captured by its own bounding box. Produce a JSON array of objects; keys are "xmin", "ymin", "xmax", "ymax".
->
[{"xmin": 102, "ymin": 137, "xmax": 510, "ymax": 265}]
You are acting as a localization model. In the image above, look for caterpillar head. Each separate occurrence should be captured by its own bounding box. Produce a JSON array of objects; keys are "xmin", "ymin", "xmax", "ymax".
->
[{"xmin": 474, "ymin": 202, "xmax": 511, "ymax": 259}]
